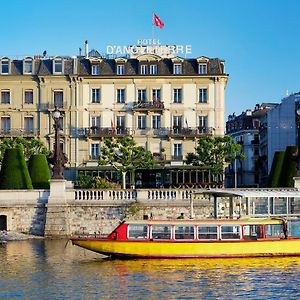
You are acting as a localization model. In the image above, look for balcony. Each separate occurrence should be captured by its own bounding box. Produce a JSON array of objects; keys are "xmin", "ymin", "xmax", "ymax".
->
[
  {"xmin": 168, "ymin": 127, "xmax": 214, "ymax": 138},
  {"xmin": 81, "ymin": 127, "xmax": 130, "ymax": 138},
  {"xmin": 132, "ymin": 101, "xmax": 164, "ymax": 112},
  {"xmin": 172, "ymin": 155, "xmax": 183, "ymax": 161},
  {"xmin": 0, "ymin": 128, "xmax": 39, "ymax": 137},
  {"xmin": 39, "ymin": 102, "xmax": 69, "ymax": 111}
]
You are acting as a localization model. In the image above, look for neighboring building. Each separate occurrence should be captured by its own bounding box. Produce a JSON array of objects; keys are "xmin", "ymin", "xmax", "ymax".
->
[
  {"xmin": 225, "ymin": 103, "xmax": 277, "ymax": 187},
  {"xmin": 0, "ymin": 45, "xmax": 228, "ymax": 187}
]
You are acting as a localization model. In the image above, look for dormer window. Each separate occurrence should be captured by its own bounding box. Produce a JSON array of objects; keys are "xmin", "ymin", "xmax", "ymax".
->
[
  {"xmin": 23, "ymin": 58, "xmax": 33, "ymax": 74},
  {"xmin": 91, "ymin": 64, "xmax": 100, "ymax": 75},
  {"xmin": 173, "ymin": 63, "xmax": 182, "ymax": 75},
  {"xmin": 150, "ymin": 64, "xmax": 158, "ymax": 75},
  {"xmin": 198, "ymin": 63, "xmax": 207, "ymax": 75},
  {"xmin": 53, "ymin": 58, "xmax": 63, "ymax": 74},
  {"xmin": 1, "ymin": 58, "xmax": 9, "ymax": 74},
  {"xmin": 117, "ymin": 64, "xmax": 125, "ymax": 75},
  {"xmin": 141, "ymin": 64, "xmax": 148, "ymax": 75}
]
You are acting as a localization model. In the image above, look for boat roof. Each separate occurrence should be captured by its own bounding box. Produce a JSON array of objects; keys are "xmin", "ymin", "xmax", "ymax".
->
[
  {"xmin": 195, "ymin": 188, "xmax": 300, "ymax": 198},
  {"xmin": 124, "ymin": 218, "xmax": 284, "ymax": 226}
]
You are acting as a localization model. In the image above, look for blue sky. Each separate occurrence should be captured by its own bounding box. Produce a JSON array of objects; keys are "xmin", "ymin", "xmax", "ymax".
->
[{"xmin": 1, "ymin": 0, "xmax": 300, "ymax": 117}]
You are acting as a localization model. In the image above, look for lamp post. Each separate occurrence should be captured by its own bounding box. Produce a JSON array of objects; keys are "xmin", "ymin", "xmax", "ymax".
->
[{"xmin": 48, "ymin": 107, "xmax": 67, "ymax": 179}]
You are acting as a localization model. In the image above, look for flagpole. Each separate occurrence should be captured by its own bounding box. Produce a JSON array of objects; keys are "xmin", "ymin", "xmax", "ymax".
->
[{"xmin": 152, "ymin": 12, "xmax": 155, "ymax": 42}]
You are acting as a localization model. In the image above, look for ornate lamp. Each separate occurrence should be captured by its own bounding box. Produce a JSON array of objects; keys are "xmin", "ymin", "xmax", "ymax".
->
[{"xmin": 48, "ymin": 107, "xmax": 68, "ymax": 179}]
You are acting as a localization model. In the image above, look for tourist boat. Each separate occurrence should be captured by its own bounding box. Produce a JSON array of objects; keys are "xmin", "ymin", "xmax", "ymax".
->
[{"xmin": 71, "ymin": 218, "xmax": 300, "ymax": 258}]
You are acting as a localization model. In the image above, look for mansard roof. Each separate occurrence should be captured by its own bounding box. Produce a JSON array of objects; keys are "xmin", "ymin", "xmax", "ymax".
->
[{"xmin": 1, "ymin": 55, "xmax": 227, "ymax": 76}]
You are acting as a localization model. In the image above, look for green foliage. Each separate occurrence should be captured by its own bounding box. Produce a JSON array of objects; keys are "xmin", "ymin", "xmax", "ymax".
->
[
  {"xmin": 278, "ymin": 146, "xmax": 298, "ymax": 187},
  {"xmin": 0, "ymin": 148, "xmax": 33, "ymax": 189},
  {"xmin": 99, "ymin": 137, "xmax": 155, "ymax": 188},
  {"xmin": 0, "ymin": 137, "xmax": 49, "ymax": 165},
  {"xmin": 77, "ymin": 174, "xmax": 121, "ymax": 189},
  {"xmin": 28, "ymin": 154, "xmax": 50, "ymax": 189},
  {"xmin": 268, "ymin": 151, "xmax": 285, "ymax": 187},
  {"xmin": 186, "ymin": 136, "xmax": 245, "ymax": 176}
]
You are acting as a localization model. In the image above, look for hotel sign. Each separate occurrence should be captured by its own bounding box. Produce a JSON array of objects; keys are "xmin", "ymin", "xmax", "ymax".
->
[{"xmin": 106, "ymin": 39, "xmax": 192, "ymax": 56}]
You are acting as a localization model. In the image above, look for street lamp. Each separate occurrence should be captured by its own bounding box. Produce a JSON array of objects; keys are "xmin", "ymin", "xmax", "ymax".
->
[{"xmin": 48, "ymin": 107, "xmax": 68, "ymax": 179}]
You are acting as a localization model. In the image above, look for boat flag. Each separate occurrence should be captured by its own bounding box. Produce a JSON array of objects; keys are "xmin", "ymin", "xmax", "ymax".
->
[{"xmin": 153, "ymin": 13, "xmax": 164, "ymax": 29}]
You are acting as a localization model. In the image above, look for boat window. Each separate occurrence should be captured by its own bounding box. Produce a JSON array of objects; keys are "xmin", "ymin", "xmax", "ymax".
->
[
  {"xmin": 128, "ymin": 224, "xmax": 148, "ymax": 239},
  {"xmin": 265, "ymin": 224, "xmax": 283, "ymax": 238},
  {"xmin": 151, "ymin": 225, "xmax": 171, "ymax": 240},
  {"xmin": 221, "ymin": 225, "xmax": 241, "ymax": 240},
  {"xmin": 243, "ymin": 225, "xmax": 263, "ymax": 240},
  {"xmin": 174, "ymin": 226, "xmax": 195, "ymax": 240},
  {"xmin": 198, "ymin": 225, "xmax": 218, "ymax": 240}
]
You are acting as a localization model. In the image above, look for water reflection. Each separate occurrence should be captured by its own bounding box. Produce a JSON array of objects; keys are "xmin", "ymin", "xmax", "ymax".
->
[{"xmin": 1, "ymin": 240, "xmax": 300, "ymax": 299}]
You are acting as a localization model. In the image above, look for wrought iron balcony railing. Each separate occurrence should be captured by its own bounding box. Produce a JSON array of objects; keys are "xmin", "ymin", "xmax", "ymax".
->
[
  {"xmin": 0, "ymin": 128, "xmax": 39, "ymax": 137},
  {"xmin": 132, "ymin": 101, "xmax": 164, "ymax": 111}
]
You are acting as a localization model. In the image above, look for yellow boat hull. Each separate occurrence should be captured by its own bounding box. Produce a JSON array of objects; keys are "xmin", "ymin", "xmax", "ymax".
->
[{"xmin": 71, "ymin": 238, "xmax": 300, "ymax": 258}]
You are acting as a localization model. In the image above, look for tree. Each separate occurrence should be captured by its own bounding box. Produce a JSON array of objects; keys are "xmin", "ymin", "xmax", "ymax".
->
[
  {"xmin": 0, "ymin": 137, "xmax": 49, "ymax": 165},
  {"xmin": 268, "ymin": 151, "xmax": 285, "ymax": 187},
  {"xmin": 186, "ymin": 136, "xmax": 245, "ymax": 182},
  {"xmin": 0, "ymin": 148, "xmax": 33, "ymax": 189},
  {"xmin": 99, "ymin": 137, "xmax": 155, "ymax": 189}
]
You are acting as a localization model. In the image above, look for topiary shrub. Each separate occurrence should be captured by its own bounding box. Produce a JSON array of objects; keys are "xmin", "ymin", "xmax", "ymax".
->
[
  {"xmin": 28, "ymin": 154, "xmax": 50, "ymax": 189},
  {"xmin": 0, "ymin": 148, "xmax": 33, "ymax": 189},
  {"xmin": 268, "ymin": 151, "xmax": 285, "ymax": 187}
]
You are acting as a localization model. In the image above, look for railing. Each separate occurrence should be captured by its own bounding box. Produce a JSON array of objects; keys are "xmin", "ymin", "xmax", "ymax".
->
[
  {"xmin": 0, "ymin": 128, "xmax": 40, "ymax": 137},
  {"xmin": 132, "ymin": 101, "xmax": 164, "ymax": 111},
  {"xmin": 81, "ymin": 127, "xmax": 130, "ymax": 138},
  {"xmin": 73, "ymin": 188, "xmax": 199, "ymax": 202},
  {"xmin": 168, "ymin": 127, "xmax": 214, "ymax": 137},
  {"xmin": 39, "ymin": 102, "xmax": 69, "ymax": 110}
]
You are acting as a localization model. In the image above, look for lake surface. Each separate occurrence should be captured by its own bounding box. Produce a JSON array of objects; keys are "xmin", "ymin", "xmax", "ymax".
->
[{"xmin": 1, "ymin": 239, "xmax": 300, "ymax": 299}]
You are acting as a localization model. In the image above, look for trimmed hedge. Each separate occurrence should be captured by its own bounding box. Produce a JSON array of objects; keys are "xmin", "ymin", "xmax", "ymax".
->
[
  {"xmin": 0, "ymin": 148, "xmax": 33, "ymax": 189},
  {"xmin": 28, "ymin": 154, "xmax": 50, "ymax": 189},
  {"xmin": 278, "ymin": 145, "xmax": 298, "ymax": 187},
  {"xmin": 267, "ymin": 151, "xmax": 285, "ymax": 187}
]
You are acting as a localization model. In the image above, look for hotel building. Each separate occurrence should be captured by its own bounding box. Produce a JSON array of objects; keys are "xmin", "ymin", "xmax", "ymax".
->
[{"xmin": 0, "ymin": 45, "xmax": 228, "ymax": 187}]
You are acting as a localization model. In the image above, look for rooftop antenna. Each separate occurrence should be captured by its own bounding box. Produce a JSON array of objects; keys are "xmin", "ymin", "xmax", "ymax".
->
[
  {"xmin": 79, "ymin": 47, "xmax": 82, "ymax": 56},
  {"xmin": 85, "ymin": 40, "xmax": 89, "ymax": 58}
]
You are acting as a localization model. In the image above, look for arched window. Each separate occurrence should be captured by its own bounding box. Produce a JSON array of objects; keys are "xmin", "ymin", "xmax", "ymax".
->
[
  {"xmin": 53, "ymin": 57, "xmax": 63, "ymax": 74},
  {"xmin": 0, "ymin": 57, "xmax": 10, "ymax": 74},
  {"xmin": 23, "ymin": 57, "xmax": 34, "ymax": 74}
]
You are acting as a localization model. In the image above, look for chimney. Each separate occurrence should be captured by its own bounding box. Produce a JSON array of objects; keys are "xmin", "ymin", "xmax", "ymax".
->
[
  {"xmin": 79, "ymin": 47, "xmax": 82, "ymax": 56},
  {"xmin": 85, "ymin": 40, "xmax": 89, "ymax": 58}
]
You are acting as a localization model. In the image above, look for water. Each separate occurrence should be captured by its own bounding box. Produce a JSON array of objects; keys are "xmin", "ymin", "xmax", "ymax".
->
[{"xmin": 1, "ymin": 239, "xmax": 300, "ymax": 299}]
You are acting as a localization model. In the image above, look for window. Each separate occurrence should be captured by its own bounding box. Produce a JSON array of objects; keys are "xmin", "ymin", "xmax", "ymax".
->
[
  {"xmin": 54, "ymin": 91, "xmax": 63, "ymax": 107},
  {"xmin": 152, "ymin": 115, "xmax": 161, "ymax": 129},
  {"xmin": 141, "ymin": 64, "xmax": 148, "ymax": 75},
  {"xmin": 91, "ymin": 116, "xmax": 101, "ymax": 128},
  {"xmin": 150, "ymin": 64, "xmax": 158, "ymax": 75},
  {"xmin": 173, "ymin": 143, "xmax": 182, "ymax": 159},
  {"xmin": 199, "ymin": 88, "xmax": 208, "ymax": 103},
  {"xmin": 173, "ymin": 63, "xmax": 182, "ymax": 75},
  {"xmin": 221, "ymin": 225, "xmax": 241, "ymax": 240},
  {"xmin": 198, "ymin": 63, "xmax": 207, "ymax": 74},
  {"xmin": 90, "ymin": 143, "xmax": 100, "ymax": 160},
  {"xmin": 128, "ymin": 224, "xmax": 148, "ymax": 239},
  {"xmin": 116, "ymin": 89, "xmax": 125, "ymax": 103},
  {"xmin": 91, "ymin": 64, "xmax": 100, "ymax": 75},
  {"xmin": 173, "ymin": 88, "xmax": 182, "ymax": 103},
  {"xmin": 91, "ymin": 88, "xmax": 101, "ymax": 103},
  {"xmin": 116, "ymin": 116, "xmax": 125, "ymax": 134},
  {"xmin": 117, "ymin": 64, "xmax": 125, "ymax": 75},
  {"xmin": 152, "ymin": 89, "xmax": 161, "ymax": 101},
  {"xmin": 174, "ymin": 226, "xmax": 194, "ymax": 240},
  {"xmin": 1, "ymin": 59, "xmax": 9, "ymax": 74},
  {"xmin": 243, "ymin": 225, "xmax": 263, "ymax": 240},
  {"xmin": 198, "ymin": 225, "xmax": 218, "ymax": 240},
  {"xmin": 138, "ymin": 89, "xmax": 147, "ymax": 102},
  {"xmin": 173, "ymin": 115, "xmax": 182, "ymax": 129},
  {"xmin": 1, "ymin": 116, "xmax": 10, "ymax": 133},
  {"xmin": 53, "ymin": 58, "xmax": 63, "ymax": 73},
  {"xmin": 23, "ymin": 59, "xmax": 33, "ymax": 74},
  {"xmin": 151, "ymin": 225, "xmax": 171, "ymax": 240},
  {"xmin": 24, "ymin": 90, "xmax": 33, "ymax": 104},
  {"xmin": 24, "ymin": 116, "xmax": 34, "ymax": 133},
  {"xmin": 265, "ymin": 224, "xmax": 283, "ymax": 238},
  {"xmin": 1, "ymin": 90, "xmax": 10, "ymax": 104},
  {"xmin": 198, "ymin": 116, "xmax": 208, "ymax": 133},
  {"xmin": 137, "ymin": 115, "xmax": 146, "ymax": 130}
]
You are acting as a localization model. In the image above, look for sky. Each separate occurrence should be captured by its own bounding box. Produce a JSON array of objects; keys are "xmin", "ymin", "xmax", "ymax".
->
[{"xmin": 1, "ymin": 0, "xmax": 300, "ymax": 117}]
